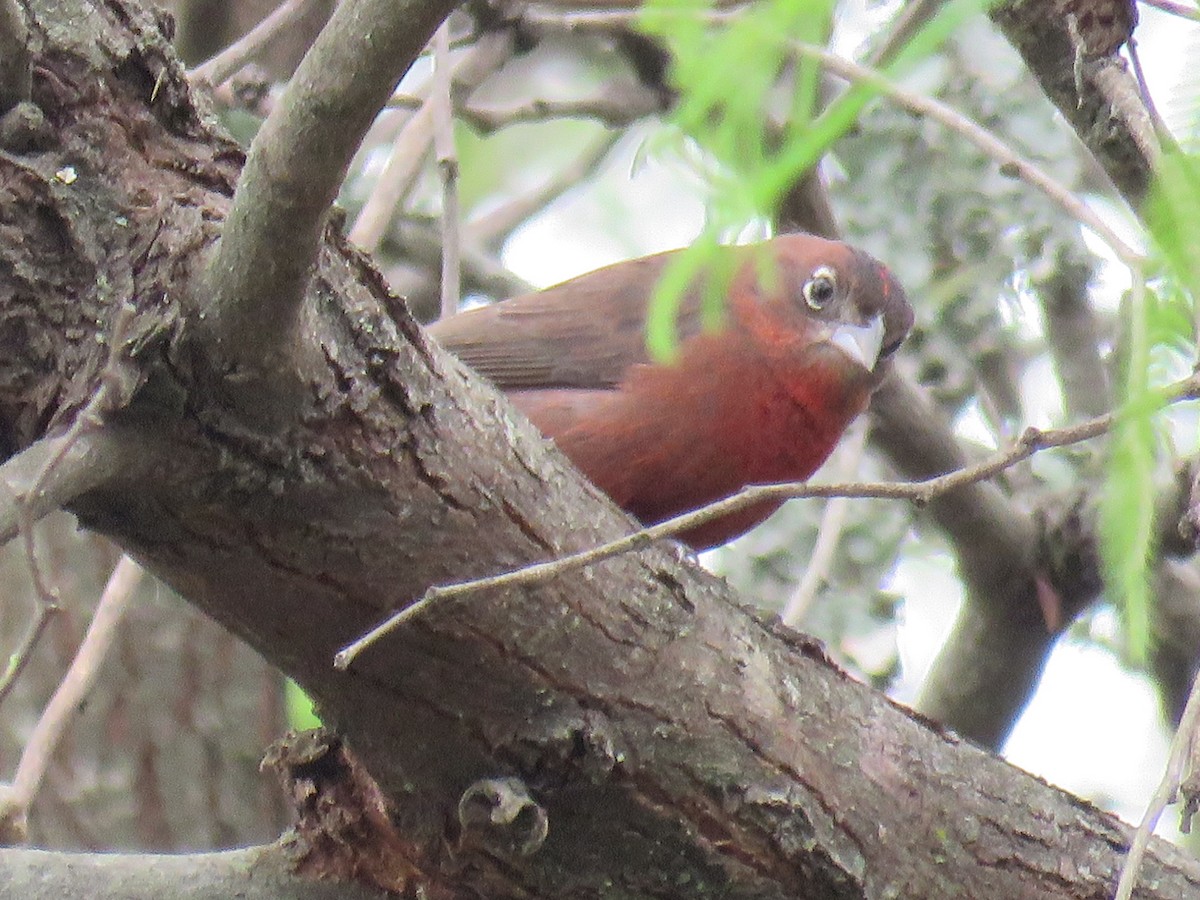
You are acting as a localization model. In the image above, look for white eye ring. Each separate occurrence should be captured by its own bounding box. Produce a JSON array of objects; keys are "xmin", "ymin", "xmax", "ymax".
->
[{"xmin": 803, "ymin": 267, "xmax": 837, "ymax": 310}]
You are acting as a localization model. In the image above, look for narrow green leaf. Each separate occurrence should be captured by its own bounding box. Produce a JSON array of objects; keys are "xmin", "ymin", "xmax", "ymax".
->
[
  {"xmin": 285, "ymin": 678, "xmax": 322, "ymax": 730},
  {"xmin": 636, "ymin": 0, "xmax": 992, "ymax": 352}
]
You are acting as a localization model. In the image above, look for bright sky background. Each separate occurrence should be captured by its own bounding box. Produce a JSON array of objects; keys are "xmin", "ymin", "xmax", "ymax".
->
[{"xmin": 502, "ymin": 4, "xmax": 1196, "ymax": 841}]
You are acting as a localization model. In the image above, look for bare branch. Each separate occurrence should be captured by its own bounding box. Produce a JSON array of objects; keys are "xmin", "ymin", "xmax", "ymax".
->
[
  {"xmin": 0, "ymin": 555, "xmax": 142, "ymax": 838},
  {"xmin": 467, "ymin": 131, "xmax": 620, "ymax": 247},
  {"xmin": 521, "ymin": 8, "xmax": 1144, "ymax": 266},
  {"xmin": 336, "ymin": 371, "xmax": 1200, "ymax": 669},
  {"xmin": 0, "ymin": 845, "xmax": 388, "ymax": 900},
  {"xmin": 1036, "ymin": 247, "xmax": 1112, "ymax": 418},
  {"xmin": 386, "ymin": 217, "xmax": 534, "ymax": 303},
  {"xmin": 190, "ymin": 0, "xmax": 321, "ymax": 88},
  {"xmin": 1116, "ymin": 665, "xmax": 1200, "ymax": 900},
  {"xmin": 780, "ymin": 423, "xmax": 867, "ymax": 628},
  {"xmin": 788, "ymin": 41, "xmax": 1144, "ymax": 266},
  {"xmin": 0, "ymin": 302, "xmax": 140, "ymax": 707},
  {"xmin": 991, "ymin": 2, "xmax": 1157, "ymax": 206},
  {"xmin": 0, "ymin": 604, "xmax": 54, "ymax": 715},
  {"xmin": 348, "ymin": 32, "xmax": 514, "ymax": 255},
  {"xmin": 1139, "ymin": 0, "xmax": 1200, "ymax": 20},
  {"xmin": 432, "ymin": 24, "xmax": 461, "ymax": 320},
  {"xmin": 458, "ymin": 88, "xmax": 664, "ymax": 134},
  {"xmin": 204, "ymin": 0, "xmax": 459, "ymax": 367},
  {"xmin": 0, "ymin": 0, "xmax": 30, "ymax": 115},
  {"xmin": 0, "ymin": 432, "xmax": 123, "ymax": 548},
  {"xmin": 868, "ymin": 0, "xmax": 948, "ymax": 66}
]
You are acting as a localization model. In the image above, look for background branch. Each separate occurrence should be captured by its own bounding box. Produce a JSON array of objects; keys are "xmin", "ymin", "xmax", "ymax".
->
[
  {"xmin": 189, "ymin": 0, "xmax": 320, "ymax": 87},
  {"xmin": 0, "ymin": 556, "xmax": 141, "ymax": 841},
  {"xmin": 990, "ymin": 0, "xmax": 1157, "ymax": 206},
  {"xmin": 0, "ymin": 846, "xmax": 387, "ymax": 900},
  {"xmin": 349, "ymin": 31, "xmax": 513, "ymax": 254}
]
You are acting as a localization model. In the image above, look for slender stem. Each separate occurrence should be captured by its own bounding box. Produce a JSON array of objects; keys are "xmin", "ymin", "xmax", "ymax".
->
[
  {"xmin": 335, "ymin": 371, "xmax": 1200, "ymax": 669},
  {"xmin": 1114, "ymin": 665, "xmax": 1200, "ymax": 900},
  {"xmin": 788, "ymin": 40, "xmax": 1144, "ymax": 266},
  {"xmin": 0, "ymin": 555, "xmax": 142, "ymax": 827},
  {"xmin": 348, "ymin": 33, "xmax": 512, "ymax": 254},
  {"xmin": 780, "ymin": 423, "xmax": 866, "ymax": 627},
  {"xmin": 432, "ymin": 24, "xmax": 461, "ymax": 320},
  {"xmin": 190, "ymin": 0, "xmax": 319, "ymax": 87},
  {"xmin": 1138, "ymin": 0, "xmax": 1200, "ymax": 22}
]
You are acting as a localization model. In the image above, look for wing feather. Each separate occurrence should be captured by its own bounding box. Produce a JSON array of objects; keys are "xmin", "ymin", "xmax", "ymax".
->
[{"xmin": 427, "ymin": 250, "xmax": 715, "ymax": 389}]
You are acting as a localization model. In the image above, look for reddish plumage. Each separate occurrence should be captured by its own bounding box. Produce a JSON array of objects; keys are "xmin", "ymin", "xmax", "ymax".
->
[{"xmin": 429, "ymin": 234, "xmax": 913, "ymax": 549}]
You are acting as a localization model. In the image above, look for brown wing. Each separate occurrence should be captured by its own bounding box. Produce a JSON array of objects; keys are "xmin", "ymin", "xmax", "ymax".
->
[{"xmin": 426, "ymin": 250, "xmax": 716, "ymax": 390}]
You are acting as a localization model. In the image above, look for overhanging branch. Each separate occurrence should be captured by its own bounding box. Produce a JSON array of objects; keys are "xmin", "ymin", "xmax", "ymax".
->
[{"xmin": 203, "ymin": 0, "xmax": 459, "ymax": 367}]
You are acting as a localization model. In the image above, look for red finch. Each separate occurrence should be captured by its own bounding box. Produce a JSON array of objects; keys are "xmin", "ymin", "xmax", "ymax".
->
[{"xmin": 429, "ymin": 235, "xmax": 912, "ymax": 549}]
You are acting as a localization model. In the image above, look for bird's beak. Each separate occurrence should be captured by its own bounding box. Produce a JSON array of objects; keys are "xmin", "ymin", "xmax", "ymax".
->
[{"xmin": 829, "ymin": 316, "xmax": 886, "ymax": 372}]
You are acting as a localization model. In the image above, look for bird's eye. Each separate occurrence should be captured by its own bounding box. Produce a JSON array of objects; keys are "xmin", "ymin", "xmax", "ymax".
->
[{"xmin": 803, "ymin": 267, "xmax": 837, "ymax": 310}]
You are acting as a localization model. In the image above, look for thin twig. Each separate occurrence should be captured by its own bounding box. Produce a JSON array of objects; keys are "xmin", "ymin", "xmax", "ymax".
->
[
  {"xmin": 348, "ymin": 32, "xmax": 513, "ymax": 254},
  {"xmin": 468, "ymin": 131, "xmax": 620, "ymax": 248},
  {"xmin": 788, "ymin": 41, "xmax": 1145, "ymax": 267},
  {"xmin": 432, "ymin": 24, "xmax": 461, "ymax": 319},
  {"xmin": 868, "ymin": 0, "xmax": 948, "ymax": 66},
  {"xmin": 524, "ymin": 8, "xmax": 1145, "ymax": 268},
  {"xmin": 457, "ymin": 89, "xmax": 663, "ymax": 135},
  {"xmin": 0, "ymin": 304, "xmax": 137, "ymax": 707},
  {"xmin": 334, "ymin": 371, "xmax": 1200, "ymax": 669},
  {"xmin": 190, "ymin": 0, "xmax": 319, "ymax": 87},
  {"xmin": 0, "ymin": 610, "xmax": 55, "ymax": 711},
  {"xmin": 1138, "ymin": 0, "xmax": 1200, "ymax": 22},
  {"xmin": 0, "ymin": 430, "xmax": 125, "ymax": 551},
  {"xmin": 0, "ymin": 555, "xmax": 143, "ymax": 835},
  {"xmin": 1125, "ymin": 36, "xmax": 1176, "ymax": 147},
  {"xmin": 780, "ymin": 423, "xmax": 867, "ymax": 628},
  {"xmin": 1114, "ymin": 664, "xmax": 1200, "ymax": 900},
  {"xmin": 387, "ymin": 216, "xmax": 534, "ymax": 300}
]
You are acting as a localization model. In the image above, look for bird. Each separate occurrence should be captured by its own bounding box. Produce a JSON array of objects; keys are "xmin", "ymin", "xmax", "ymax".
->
[{"xmin": 428, "ymin": 234, "xmax": 913, "ymax": 549}]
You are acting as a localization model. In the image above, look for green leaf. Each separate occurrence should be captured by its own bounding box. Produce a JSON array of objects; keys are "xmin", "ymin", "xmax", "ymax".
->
[
  {"xmin": 1145, "ymin": 151, "xmax": 1200, "ymax": 302},
  {"xmin": 285, "ymin": 679, "xmax": 322, "ymax": 730},
  {"xmin": 1100, "ymin": 151, "xmax": 1200, "ymax": 663},
  {"xmin": 635, "ymin": 0, "xmax": 993, "ymax": 356}
]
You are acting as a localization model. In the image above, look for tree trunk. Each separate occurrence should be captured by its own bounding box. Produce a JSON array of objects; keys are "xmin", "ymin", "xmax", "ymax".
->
[{"xmin": 0, "ymin": 1, "xmax": 1196, "ymax": 897}]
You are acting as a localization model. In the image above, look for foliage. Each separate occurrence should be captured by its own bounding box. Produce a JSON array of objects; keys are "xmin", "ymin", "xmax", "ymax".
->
[
  {"xmin": 635, "ymin": 0, "xmax": 993, "ymax": 359},
  {"xmin": 1105, "ymin": 151, "xmax": 1200, "ymax": 664}
]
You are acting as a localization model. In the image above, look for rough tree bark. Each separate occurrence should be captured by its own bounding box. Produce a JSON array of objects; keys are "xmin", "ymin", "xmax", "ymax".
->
[{"xmin": 0, "ymin": 1, "xmax": 1197, "ymax": 898}]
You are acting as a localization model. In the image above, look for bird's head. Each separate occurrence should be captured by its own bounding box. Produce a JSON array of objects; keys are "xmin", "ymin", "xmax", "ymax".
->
[{"xmin": 736, "ymin": 234, "xmax": 914, "ymax": 384}]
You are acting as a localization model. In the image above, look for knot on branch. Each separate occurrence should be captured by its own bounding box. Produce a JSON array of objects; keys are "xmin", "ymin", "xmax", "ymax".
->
[
  {"xmin": 0, "ymin": 101, "xmax": 52, "ymax": 154},
  {"xmin": 457, "ymin": 777, "xmax": 548, "ymax": 858},
  {"xmin": 1035, "ymin": 492, "xmax": 1103, "ymax": 628},
  {"xmin": 0, "ymin": 784, "xmax": 29, "ymax": 845},
  {"xmin": 263, "ymin": 728, "xmax": 419, "ymax": 894},
  {"xmin": 501, "ymin": 707, "xmax": 627, "ymax": 789}
]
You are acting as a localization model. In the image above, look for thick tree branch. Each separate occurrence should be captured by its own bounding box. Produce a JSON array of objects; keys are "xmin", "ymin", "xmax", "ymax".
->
[
  {"xmin": 341, "ymin": 372, "xmax": 1200, "ymax": 669},
  {"xmin": 1037, "ymin": 246, "xmax": 1112, "ymax": 419},
  {"xmin": 991, "ymin": 0, "xmax": 1158, "ymax": 207},
  {"xmin": 869, "ymin": 371, "xmax": 1050, "ymax": 741},
  {"xmin": 204, "ymin": 0, "xmax": 459, "ymax": 367},
  {"xmin": 0, "ymin": 846, "xmax": 388, "ymax": 900},
  {"xmin": 0, "ymin": 429, "xmax": 127, "ymax": 547}
]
